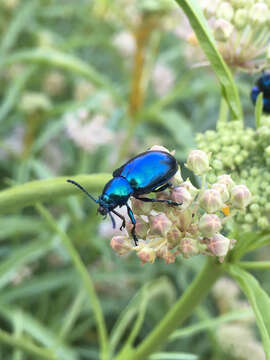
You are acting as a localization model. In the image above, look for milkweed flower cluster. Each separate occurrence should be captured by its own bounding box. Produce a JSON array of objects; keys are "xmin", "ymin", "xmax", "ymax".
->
[
  {"xmin": 110, "ymin": 147, "xmax": 251, "ymax": 264},
  {"xmin": 65, "ymin": 109, "xmax": 114, "ymax": 153},
  {"xmin": 197, "ymin": 117, "xmax": 270, "ymax": 232},
  {"xmin": 176, "ymin": 0, "xmax": 270, "ymax": 72}
]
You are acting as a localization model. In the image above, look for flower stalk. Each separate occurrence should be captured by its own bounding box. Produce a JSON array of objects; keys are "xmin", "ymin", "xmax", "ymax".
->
[{"xmin": 114, "ymin": 257, "xmax": 224, "ymax": 360}]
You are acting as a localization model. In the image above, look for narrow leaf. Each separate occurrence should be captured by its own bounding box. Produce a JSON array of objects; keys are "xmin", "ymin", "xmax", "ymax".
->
[
  {"xmin": 149, "ymin": 353, "xmax": 198, "ymax": 360},
  {"xmin": 255, "ymin": 92, "xmax": 263, "ymax": 129},
  {"xmin": 227, "ymin": 264, "xmax": 270, "ymax": 360},
  {"xmin": 174, "ymin": 0, "xmax": 242, "ymax": 120}
]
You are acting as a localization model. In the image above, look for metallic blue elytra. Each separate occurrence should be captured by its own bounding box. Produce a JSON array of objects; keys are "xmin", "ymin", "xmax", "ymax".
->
[
  {"xmin": 251, "ymin": 73, "xmax": 270, "ymax": 113},
  {"xmin": 67, "ymin": 150, "xmax": 181, "ymax": 245}
]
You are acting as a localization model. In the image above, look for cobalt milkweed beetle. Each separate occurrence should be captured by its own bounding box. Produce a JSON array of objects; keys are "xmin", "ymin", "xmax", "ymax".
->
[
  {"xmin": 67, "ymin": 150, "xmax": 182, "ymax": 246},
  {"xmin": 251, "ymin": 72, "xmax": 270, "ymax": 113}
]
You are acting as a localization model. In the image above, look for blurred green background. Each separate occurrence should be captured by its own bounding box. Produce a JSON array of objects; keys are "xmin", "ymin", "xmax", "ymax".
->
[{"xmin": 0, "ymin": 0, "xmax": 267, "ymax": 359}]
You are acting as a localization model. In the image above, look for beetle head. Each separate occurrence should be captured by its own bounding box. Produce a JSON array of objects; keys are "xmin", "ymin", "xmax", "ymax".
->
[{"xmin": 98, "ymin": 204, "xmax": 108, "ymax": 216}]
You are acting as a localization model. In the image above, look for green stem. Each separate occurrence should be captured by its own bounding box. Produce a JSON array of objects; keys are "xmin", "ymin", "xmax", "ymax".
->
[
  {"xmin": 0, "ymin": 173, "xmax": 110, "ymax": 214},
  {"xmin": 217, "ymin": 97, "xmax": 229, "ymax": 129},
  {"xmin": 0, "ymin": 328, "xmax": 56, "ymax": 360},
  {"xmin": 115, "ymin": 258, "xmax": 224, "ymax": 360},
  {"xmin": 36, "ymin": 203, "xmax": 109, "ymax": 360},
  {"xmin": 237, "ymin": 261, "xmax": 270, "ymax": 270}
]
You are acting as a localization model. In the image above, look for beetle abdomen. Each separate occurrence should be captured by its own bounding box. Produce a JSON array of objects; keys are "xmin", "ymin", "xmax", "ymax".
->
[{"xmin": 114, "ymin": 151, "xmax": 177, "ymax": 194}]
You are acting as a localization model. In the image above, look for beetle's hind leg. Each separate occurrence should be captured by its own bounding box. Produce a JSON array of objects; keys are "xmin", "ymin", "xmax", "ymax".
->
[
  {"xmin": 126, "ymin": 204, "xmax": 138, "ymax": 246},
  {"xmin": 112, "ymin": 209, "xmax": 126, "ymax": 231},
  {"xmin": 135, "ymin": 195, "xmax": 181, "ymax": 207}
]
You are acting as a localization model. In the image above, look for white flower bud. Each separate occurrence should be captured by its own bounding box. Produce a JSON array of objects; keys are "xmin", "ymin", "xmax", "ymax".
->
[
  {"xmin": 249, "ymin": 3, "xmax": 269, "ymax": 25},
  {"xmin": 217, "ymin": 174, "xmax": 235, "ymax": 191},
  {"xmin": 170, "ymin": 168, "xmax": 183, "ymax": 186},
  {"xmin": 180, "ymin": 237, "xmax": 200, "ymax": 257},
  {"xmin": 113, "ymin": 31, "xmax": 136, "ymax": 57},
  {"xmin": 186, "ymin": 150, "xmax": 210, "ymax": 176},
  {"xmin": 179, "ymin": 179, "xmax": 199, "ymax": 198},
  {"xmin": 199, "ymin": 189, "xmax": 224, "ymax": 213},
  {"xmin": 214, "ymin": 19, "xmax": 234, "ymax": 42},
  {"xmin": 231, "ymin": 185, "xmax": 251, "ymax": 209},
  {"xmin": 212, "ymin": 183, "xmax": 230, "ymax": 202},
  {"xmin": 207, "ymin": 233, "xmax": 231, "ymax": 258},
  {"xmin": 199, "ymin": 214, "xmax": 222, "ymax": 237},
  {"xmin": 171, "ymin": 187, "xmax": 192, "ymax": 210},
  {"xmin": 217, "ymin": 2, "xmax": 234, "ymax": 21}
]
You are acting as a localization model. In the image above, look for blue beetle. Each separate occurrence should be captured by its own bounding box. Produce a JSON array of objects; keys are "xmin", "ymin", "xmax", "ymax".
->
[
  {"xmin": 251, "ymin": 72, "xmax": 270, "ymax": 113},
  {"xmin": 67, "ymin": 150, "xmax": 181, "ymax": 245}
]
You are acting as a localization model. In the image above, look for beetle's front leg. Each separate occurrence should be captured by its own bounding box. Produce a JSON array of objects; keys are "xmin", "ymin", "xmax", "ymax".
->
[
  {"xmin": 135, "ymin": 195, "xmax": 181, "ymax": 206},
  {"xmin": 126, "ymin": 204, "xmax": 138, "ymax": 246},
  {"xmin": 112, "ymin": 209, "xmax": 126, "ymax": 230}
]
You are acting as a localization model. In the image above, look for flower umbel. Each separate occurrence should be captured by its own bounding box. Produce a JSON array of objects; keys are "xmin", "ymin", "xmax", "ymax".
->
[{"xmin": 110, "ymin": 147, "xmax": 251, "ymax": 264}]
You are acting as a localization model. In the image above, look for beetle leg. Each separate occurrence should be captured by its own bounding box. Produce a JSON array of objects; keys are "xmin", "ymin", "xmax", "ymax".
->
[
  {"xmin": 135, "ymin": 196, "xmax": 181, "ymax": 206},
  {"xmin": 112, "ymin": 210, "xmax": 126, "ymax": 230},
  {"xmin": 152, "ymin": 182, "xmax": 173, "ymax": 193},
  {"xmin": 126, "ymin": 204, "xmax": 138, "ymax": 246},
  {"xmin": 109, "ymin": 212, "xmax": 116, "ymax": 229}
]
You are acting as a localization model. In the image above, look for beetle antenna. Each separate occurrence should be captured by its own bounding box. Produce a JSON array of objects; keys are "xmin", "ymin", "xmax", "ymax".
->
[
  {"xmin": 67, "ymin": 179, "xmax": 98, "ymax": 203},
  {"xmin": 109, "ymin": 212, "xmax": 116, "ymax": 229}
]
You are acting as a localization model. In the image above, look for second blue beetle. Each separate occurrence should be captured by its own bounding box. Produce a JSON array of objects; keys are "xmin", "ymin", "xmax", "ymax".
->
[
  {"xmin": 67, "ymin": 150, "xmax": 181, "ymax": 245},
  {"xmin": 251, "ymin": 72, "xmax": 270, "ymax": 113}
]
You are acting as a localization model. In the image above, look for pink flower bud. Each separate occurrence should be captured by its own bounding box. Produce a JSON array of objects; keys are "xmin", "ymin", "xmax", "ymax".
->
[
  {"xmin": 130, "ymin": 197, "xmax": 152, "ymax": 215},
  {"xmin": 110, "ymin": 236, "xmax": 132, "ymax": 255},
  {"xmin": 199, "ymin": 189, "xmax": 223, "ymax": 213},
  {"xmin": 162, "ymin": 251, "xmax": 176, "ymax": 264},
  {"xmin": 217, "ymin": 174, "xmax": 235, "ymax": 191},
  {"xmin": 180, "ymin": 237, "xmax": 200, "ymax": 257},
  {"xmin": 231, "ymin": 185, "xmax": 251, "ymax": 209},
  {"xmin": 166, "ymin": 226, "xmax": 183, "ymax": 249},
  {"xmin": 199, "ymin": 214, "xmax": 222, "ymax": 237},
  {"xmin": 212, "ymin": 183, "xmax": 230, "ymax": 202},
  {"xmin": 149, "ymin": 213, "xmax": 172, "ymax": 237},
  {"xmin": 171, "ymin": 187, "xmax": 192, "ymax": 210},
  {"xmin": 207, "ymin": 233, "xmax": 231, "ymax": 259},
  {"xmin": 126, "ymin": 216, "xmax": 149, "ymax": 239},
  {"xmin": 137, "ymin": 246, "xmax": 156, "ymax": 264},
  {"xmin": 179, "ymin": 180, "xmax": 199, "ymax": 199},
  {"xmin": 186, "ymin": 150, "xmax": 209, "ymax": 176}
]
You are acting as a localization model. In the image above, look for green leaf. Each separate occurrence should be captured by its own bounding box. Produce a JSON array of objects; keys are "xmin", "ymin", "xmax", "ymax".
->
[
  {"xmin": 174, "ymin": 0, "xmax": 242, "ymax": 120},
  {"xmin": 227, "ymin": 264, "xmax": 270, "ymax": 360},
  {"xmin": 255, "ymin": 92, "xmax": 263, "ymax": 128},
  {"xmin": 0, "ymin": 173, "xmax": 110, "ymax": 214},
  {"xmin": 232, "ymin": 231, "xmax": 270, "ymax": 261},
  {"xmin": 169, "ymin": 308, "xmax": 253, "ymax": 341}
]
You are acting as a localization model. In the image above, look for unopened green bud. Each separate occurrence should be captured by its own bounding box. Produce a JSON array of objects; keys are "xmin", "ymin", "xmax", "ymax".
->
[
  {"xmin": 19, "ymin": 92, "xmax": 51, "ymax": 114},
  {"xmin": 257, "ymin": 217, "xmax": 269, "ymax": 229},
  {"xmin": 200, "ymin": 189, "xmax": 224, "ymax": 213},
  {"xmin": 214, "ymin": 19, "xmax": 234, "ymax": 41},
  {"xmin": 212, "ymin": 159, "xmax": 223, "ymax": 171},
  {"xmin": 217, "ymin": 2, "xmax": 234, "ymax": 21},
  {"xmin": 231, "ymin": 0, "xmax": 249, "ymax": 8},
  {"xmin": 199, "ymin": 214, "xmax": 222, "ymax": 237},
  {"xmin": 231, "ymin": 185, "xmax": 251, "ymax": 209},
  {"xmin": 186, "ymin": 150, "xmax": 210, "ymax": 175},
  {"xmin": 234, "ymin": 9, "xmax": 248, "ymax": 29},
  {"xmin": 250, "ymin": 203, "xmax": 260, "ymax": 213}
]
